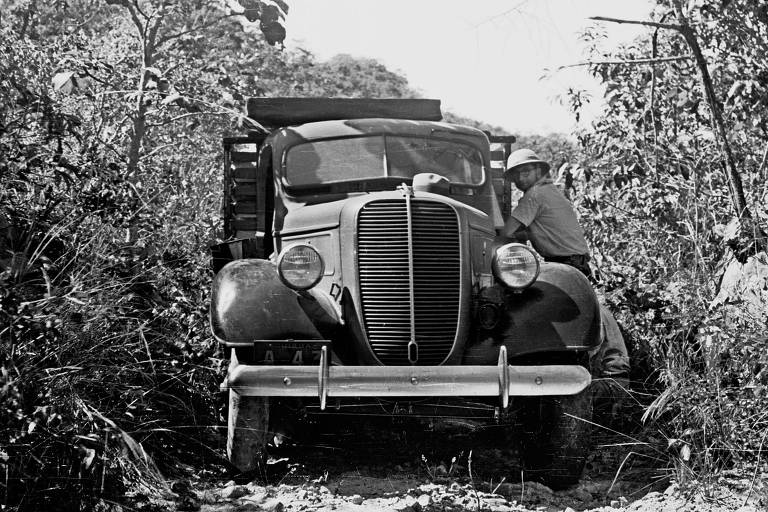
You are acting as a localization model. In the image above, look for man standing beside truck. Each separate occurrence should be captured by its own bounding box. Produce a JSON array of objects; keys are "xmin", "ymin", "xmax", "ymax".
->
[
  {"xmin": 501, "ymin": 148, "xmax": 630, "ymax": 417},
  {"xmin": 502, "ymin": 148, "xmax": 592, "ymax": 278}
]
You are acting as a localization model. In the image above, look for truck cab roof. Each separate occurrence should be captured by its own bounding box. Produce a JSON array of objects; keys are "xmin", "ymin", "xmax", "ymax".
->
[{"xmin": 268, "ymin": 118, "xmax": 491, "ymax": 157}]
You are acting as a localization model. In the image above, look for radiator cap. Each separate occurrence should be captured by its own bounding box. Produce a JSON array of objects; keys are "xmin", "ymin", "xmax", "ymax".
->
[{"xmin": 412, "ymin": 173, "xmax": 450, "ymax": 195}]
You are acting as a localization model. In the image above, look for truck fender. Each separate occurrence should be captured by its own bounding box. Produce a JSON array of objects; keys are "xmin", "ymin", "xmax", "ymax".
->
[
  {"xmin": 211, "ymin": 259, "xmax": 326, "ymax": 342},
  {"xmin": 465, "ymin": 262, "xmax": 601, "ymax": 363}
]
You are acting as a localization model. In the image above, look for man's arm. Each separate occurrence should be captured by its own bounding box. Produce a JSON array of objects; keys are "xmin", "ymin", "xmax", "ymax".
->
[
  {"xmin": 502, "ymin": 216, "xmax": 526, "ymax": 240},
  {"xmin": 501, "ymin": 189, "xmax": 538, "ymax": 241}
]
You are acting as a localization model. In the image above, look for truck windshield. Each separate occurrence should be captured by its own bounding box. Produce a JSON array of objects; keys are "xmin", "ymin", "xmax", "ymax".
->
[{"xmin": 285, "ymin": 135, "xmax": 484, "ymax": 187}]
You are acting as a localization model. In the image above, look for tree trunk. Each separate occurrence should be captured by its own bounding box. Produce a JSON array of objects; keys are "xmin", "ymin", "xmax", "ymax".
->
[
  {"xmin": 127, "ymin": 87, "xmax": 148, "ymax": 177},
  {"xmin": 124, "ymin": 7, "xmax": 164, "ymax": 243},
  {"xmin": 670, "ymin": 0, "xmax": 765, "ymax": 258}
]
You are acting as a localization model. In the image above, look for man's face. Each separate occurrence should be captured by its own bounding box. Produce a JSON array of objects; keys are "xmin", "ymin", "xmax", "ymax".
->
[{"xmin": 510, "ymin": 163, "xmax": 542, "ymax": 191}]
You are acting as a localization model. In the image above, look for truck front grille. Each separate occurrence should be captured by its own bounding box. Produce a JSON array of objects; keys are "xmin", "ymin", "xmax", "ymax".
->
[{"xmin": 357, "ymin": 199, "xmax": 461, "ymax": 365}]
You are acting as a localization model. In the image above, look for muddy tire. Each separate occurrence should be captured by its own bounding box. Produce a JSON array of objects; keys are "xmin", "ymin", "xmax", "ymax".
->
[
  {"xmin": 227, "ymin": 390, "xmax": 270, "ymax": 473},
  {"xmin": 516, "ymin": 387, "xmax": 592, "ymax": 489}
]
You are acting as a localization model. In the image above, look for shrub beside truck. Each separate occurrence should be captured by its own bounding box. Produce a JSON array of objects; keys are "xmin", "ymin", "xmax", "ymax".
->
[{"xmin": 210, "ymin": 98, "xmax": 603, "ymax": 488}]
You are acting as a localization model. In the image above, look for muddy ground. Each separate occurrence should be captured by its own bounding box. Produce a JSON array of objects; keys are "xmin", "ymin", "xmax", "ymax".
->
[{"xmin": 132, "ymin": 409, "xmax": 766, "ymax": 512}]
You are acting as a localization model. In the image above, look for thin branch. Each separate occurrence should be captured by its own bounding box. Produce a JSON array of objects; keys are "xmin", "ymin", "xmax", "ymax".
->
[
  {"xmin": 742, "ymin": 428, "xmax": 767, "ymax": 507},
  {"xmin": 649, "ymin": 14, "xmax": 673, "ymax": 179},
  {"xmin": 157, "ymin": 13, "xmax": 239, "ymax": 47},
  {"xmin": 75, "ymin": 12, "xmax": 98, "ymax": 29},
  {"xmin": 472, "ymin": 0, "xmax": 531, "ymax": 28},
  {"xmin": 555, "ymin": 55, "xmax": 693, "ymax": 70},
  {"xmin": 94, "ymin": 90, "xmax": 145, "ymax": 97},
  {"xmin": 80, "ymin": 67, "xmax": 113, "ymax": 87},
  {"xmin": 145, "ymin": 110, "xmax": 229, "ymax": 127},
  {"xmin": 138, "ymin": 323, "xmax": 156, "ymax": 377},
  {"xmin": 144, "ymin": 10, "xmax": 164, "ymax": 63},
  {"xmin": 139, "ymin": 143, "xmax": 178, "ymax": 160},
  {"xmin": 151, "ymin": 94, "xmax": 270, "ymax": 134},
  {"xmin": 110, "ymin": 0, "xmax": 144, "ymax": 35},
  {"xmin": 589, "ymin": 16, "xmax": 682, "ymax": 31},
  {"xmin": 125, "ymin": 180, "xmax": 150, "ymax": 210},
  {"xmin": 131, "ymin": 0, "xmax": 148, "ymax": 20},
  {"xmin": 758, "ymin": 144, "xmax": 768, "ymax": 179}
]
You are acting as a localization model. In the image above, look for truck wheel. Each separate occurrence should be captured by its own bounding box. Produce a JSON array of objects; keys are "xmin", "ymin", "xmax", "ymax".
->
[
  {"xmin": 227, "ymin": 390, "xmax": 270, "ymax": 473},
  {"xmin": 516, "ymin": 387, "xmax": 592, "ymax": 489}
]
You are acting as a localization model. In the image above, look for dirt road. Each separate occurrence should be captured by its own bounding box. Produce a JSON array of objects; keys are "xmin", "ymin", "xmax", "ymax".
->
[
  {"xmin": 184, "ymin": 476, "xmax": 760, "ymax": 512},
  {"xmin": 145, "ymin": 414, "xmax": 765, "ymax": 512}
]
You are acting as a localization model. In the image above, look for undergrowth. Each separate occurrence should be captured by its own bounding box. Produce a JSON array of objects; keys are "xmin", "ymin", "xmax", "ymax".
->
[
  {"xmin": 0, "ymin": 218, "xmax": 222, "ymax": 510},
  {"xmin": 1, "ymin": 27, "xmax": 225, "ymax": 509},
  {"xmin": 573, "ymin": 165, "xmax": 768, "ymax": 485}
]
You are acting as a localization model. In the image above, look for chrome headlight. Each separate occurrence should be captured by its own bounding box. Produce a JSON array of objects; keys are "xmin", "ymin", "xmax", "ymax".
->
[
  {"xmin": 277, "ymin": 244, "xmax": 324, "ymax": 290},
  {"xmin": 492, "ymin": 243, "xmax": 539, "ymax": 290}
]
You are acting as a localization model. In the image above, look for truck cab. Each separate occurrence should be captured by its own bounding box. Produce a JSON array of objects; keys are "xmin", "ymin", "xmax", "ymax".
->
[{"xmin": 211, "ymin": 98, "xmax": 601, "ymax": 488}]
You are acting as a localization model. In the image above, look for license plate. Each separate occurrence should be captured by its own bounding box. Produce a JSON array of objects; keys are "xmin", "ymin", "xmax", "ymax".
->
[{"xmin": 249, "ymin": 341, "xmax": 327, "ymax": 365}]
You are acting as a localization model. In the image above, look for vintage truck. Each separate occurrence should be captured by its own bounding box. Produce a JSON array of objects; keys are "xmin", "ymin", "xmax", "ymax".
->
[{"xmin": 210, "ymin": 98, "xmax": 601, "ymax": 488}]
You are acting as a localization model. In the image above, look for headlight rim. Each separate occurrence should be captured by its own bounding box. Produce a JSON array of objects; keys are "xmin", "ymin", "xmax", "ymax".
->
[
  {"xmin": 492, "ymin": 242, "xmax": 540, "ymax": 290},
  {"xmin": 276, "ymin": 243, "xmax": 325, "ymax": 291}
]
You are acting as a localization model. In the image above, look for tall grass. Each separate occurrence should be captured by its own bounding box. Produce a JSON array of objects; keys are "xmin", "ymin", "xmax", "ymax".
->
[
  {"xmin": 1, "ymin": 217, "xmax": 220, "ymax": 510},
  {"xmin": 575, "ymin": 163, "xmax": 768, "ymax": 485}
]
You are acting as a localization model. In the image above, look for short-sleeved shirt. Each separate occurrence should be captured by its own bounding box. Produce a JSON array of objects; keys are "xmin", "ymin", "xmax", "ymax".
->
[{"xmin": 510, "ymin": 177, "xmax": 590, "ymax": 258}]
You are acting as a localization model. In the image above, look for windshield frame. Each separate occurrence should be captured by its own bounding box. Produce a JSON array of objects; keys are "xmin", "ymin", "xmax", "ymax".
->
[{"xmin": 280, "ymin": 133, "xmax": 487, "ymax": 194}]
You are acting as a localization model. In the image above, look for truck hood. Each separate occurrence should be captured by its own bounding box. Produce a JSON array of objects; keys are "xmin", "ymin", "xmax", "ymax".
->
[
  {"xmin": 279, "ymin": 190, "xmax": 494, "ymax": 237},
  {"xmin": 280, "ymin": 199, "xmax": 347, "ymax": 236}
]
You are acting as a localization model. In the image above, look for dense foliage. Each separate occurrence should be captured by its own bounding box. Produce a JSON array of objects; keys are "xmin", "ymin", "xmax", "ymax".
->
[{"xmin": 563, "ymin": 0, "xmax": 768, "ymax": 482}]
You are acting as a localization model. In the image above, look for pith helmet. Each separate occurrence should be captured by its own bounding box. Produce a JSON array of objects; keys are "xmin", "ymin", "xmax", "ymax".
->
[{"xmin": 506, "ymin": 149, "xmax": 551, "ymax": 174}]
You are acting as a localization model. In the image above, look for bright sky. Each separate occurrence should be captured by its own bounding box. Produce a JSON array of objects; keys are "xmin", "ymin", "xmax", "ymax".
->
[{"xmin": 284, "ymin": 0, "xmax": 653, "ymax": 135}]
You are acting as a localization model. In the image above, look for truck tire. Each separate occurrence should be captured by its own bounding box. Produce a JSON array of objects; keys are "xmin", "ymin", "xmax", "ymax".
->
[
  {"xmin": 516, "ymin": 387, "xmax": 592, "ymax": 489},
  {"xmin": 227, "ymin": 390, "xmax": 270, "ymax": 473}
]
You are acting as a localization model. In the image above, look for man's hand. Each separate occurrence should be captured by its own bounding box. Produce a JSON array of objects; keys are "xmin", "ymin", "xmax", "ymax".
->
[
  {"xmin": 501, "ymin": 217, "xmax": 528, "ymax": 241},
  {"xmin": 502, "ymin": 217, "xmax": 521, "ymax": 238},
  {"xmin": 511, "ymin": 229, "xmax": 528, "ymax": 242},
  {"xmin": 494, "ymin": 230, "xmax": 527, "ymax": 247}
]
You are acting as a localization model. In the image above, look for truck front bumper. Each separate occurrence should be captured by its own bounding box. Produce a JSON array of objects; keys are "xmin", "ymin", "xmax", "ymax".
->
[{"xmin": 222, "ymin": 346, "xmax": 591, "ymax": 410}]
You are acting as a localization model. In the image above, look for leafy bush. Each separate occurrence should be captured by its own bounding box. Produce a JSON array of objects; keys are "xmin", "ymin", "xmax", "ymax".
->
[
  {"xmin": 0, "ymin": 2, "xmax": 284, "ymax": 508},
  {"xmin": 563, "ymin": 0, "xmax": 768, "ymax": 482}
]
